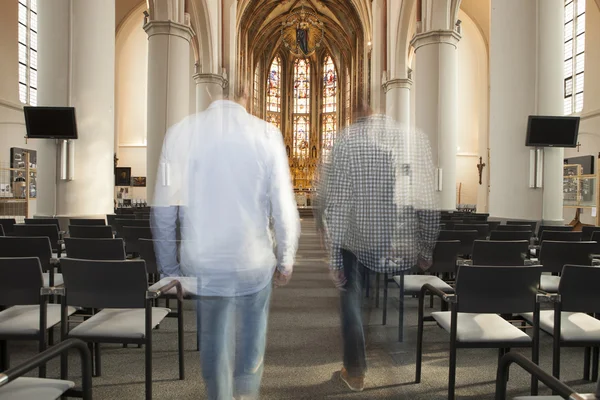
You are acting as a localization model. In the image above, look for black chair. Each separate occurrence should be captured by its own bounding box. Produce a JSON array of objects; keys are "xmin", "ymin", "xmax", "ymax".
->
[
  {"xmin": 135, "ymin": 212, "xmax": 151, "ymax": 220},
  {"xmin": 537, "ymin": 241, "xmax": 597, "ymax": 293},
  {"xmin": 539, "ymin": 230, "xmax": 582, "ymax": 244},
  {"xmin": 520, "ymin": 265, "xmax": 600, "ymax": 382},
  {"xmin": 59, "ymin": 258, "xmax": 184, "ymax": 400},
  {"xmin": 25, "ymin": 218, "xmax": 61, "ymax": 229},
  {"xmin": 416, "ymin": 265, "xmax": 542, "ymax": 400},
  {"xmin": 489, "ymin": 230, "xmax": 533, "ymax": 242},
  {"xmin": 0, "ymin": 338, "xmax": 92, "ymax": 399},
  {"xmin": 70, "ymin": 218, "xmax": 106, "ymax": 226},
  {"xmin": 0, "ymin": 219, "xmax": 16, "ymax": 235},
  {"xmin": 13, "ymin": 224, "xmax": 63, "ymax": 257},
  {"xmin": 0, "ymin": 237, "xmax": 60, "ymax": 287},
  {"xmin": 438, "ymin": 230, "xmax": 478, "ymax": 256},
  {"xmin": 391, "ymin": 241, "xmax": 461, "ymax": 342},
  {"xmin": 68, "ymin": 225, "xmax": 113, "ymax": 239},
  {"xmin": 497, "ymin": 224, "xmax": 533, "ymax": 232},
  {"xmin": 0, "ymin": 225, "xmax": 4, "ymax": 236},
  {"xmin": 582, "ymin": 226, "xmax": 600, "ymax": 241},
  {"xmin": 507, "ymin": 220, "xmax": 538, "ymax": 232},
  {"xmin": 64, "ymin": 238, "xmax": 126, "ymax": 260},
  {"xmin": 454, "ymin": 224, "xmax": 489, "ymax": 240},
  {"xmin": 487, "ymin": 221, "xmax": 501, "ymax": 232},
  {"xmin": 472, "ymin": 240, "xmax": 529, "ymax": 266},
  {"xmin": 0, "ymin": 257, "xmax": 76, "ymax": 378},
  {"xmin": 536, "ymin": 224, "xmax": 573, "ymax": 239},
  {"xmin": 114, "ymin": 219, "xmax": 150, "ymax": 238},
  {"xmin": 123, "ymin": 226, "xmax": 153, "ymax": 255}
]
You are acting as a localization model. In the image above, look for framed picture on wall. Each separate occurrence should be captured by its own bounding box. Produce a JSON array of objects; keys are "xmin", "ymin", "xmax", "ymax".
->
[
  {"xmin": 132, "ymin": 177, "xmax": 146, "ymax": 187},
  {"xmin": 115, "ymin": 167, "xmax": 131, "ymax": 186}
]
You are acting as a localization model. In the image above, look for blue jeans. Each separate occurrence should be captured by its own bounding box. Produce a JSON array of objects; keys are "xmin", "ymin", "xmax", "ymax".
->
[
  {"xmin": 341, "ymin": 250, "xmax": 368, "ymax": 377},
  {"xmin": 197, "ymin": 282, "xmax": 272, "ymax": 400}
]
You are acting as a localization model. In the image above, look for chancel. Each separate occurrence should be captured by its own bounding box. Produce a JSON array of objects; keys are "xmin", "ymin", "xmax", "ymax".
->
[{"xmin": 0, "ymin": 0, "xmax": 600, "ymax": 399}]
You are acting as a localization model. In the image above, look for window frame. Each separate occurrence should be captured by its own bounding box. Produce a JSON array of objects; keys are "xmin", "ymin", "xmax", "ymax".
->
[
  {"xmin": 564, "ymin": 0, "xmax": 584, "ymax": 115},
  {"xmin": 18, "ymin": 0, "xmax": 37, "ymax": 106}
]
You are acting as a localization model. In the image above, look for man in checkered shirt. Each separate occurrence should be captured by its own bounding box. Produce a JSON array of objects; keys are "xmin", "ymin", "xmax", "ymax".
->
[{"xmin": 316, "ymin": 107, "xmax": 440, "ymax": 392}]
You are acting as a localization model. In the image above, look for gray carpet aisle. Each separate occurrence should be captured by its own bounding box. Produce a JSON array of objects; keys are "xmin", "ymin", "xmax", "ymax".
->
[{"xmin": 7, "ymin": 217, "xmax": 598, "ymax": 399}]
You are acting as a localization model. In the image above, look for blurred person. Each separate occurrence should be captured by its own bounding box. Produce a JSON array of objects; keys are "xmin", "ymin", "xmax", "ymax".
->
[
  {"xmin": 151, "ymin": 87, "xmax": 300, "ymax": 400},
  {"xmin": 317, "ymin": 104, "xmax": 440, "ymax": 392}
]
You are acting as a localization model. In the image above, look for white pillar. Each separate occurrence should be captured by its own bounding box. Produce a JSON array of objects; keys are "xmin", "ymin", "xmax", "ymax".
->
[
  {"xmin": 411, "ymin": 31, "xmax": 460, "ymax": 211},
  {"xmin": 37, "ymin": 0, "xmax": 115, "ymax": 217},
  {"xmin": 144, "ymin": 20, "xmax": 193, "ymax": 204},
  {"xmin": 370, "ymin": 0, "xmax": 386, "ymax": 113},
  {"xmin": 539, "ymin": 0, "xmax": 565, "ymax": 224},
  {"xmin": 193, "ymin": 73, "xmax": 227, "ymax": 112},
  {"xmin": 383, "ymin": 78, "xmax": 412, "ymax": 127}
]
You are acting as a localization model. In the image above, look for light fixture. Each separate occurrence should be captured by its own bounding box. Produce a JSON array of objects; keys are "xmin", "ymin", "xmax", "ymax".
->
[{"xmin": 367, "ymin": 41, "xmax": 372, "ymax": 46}]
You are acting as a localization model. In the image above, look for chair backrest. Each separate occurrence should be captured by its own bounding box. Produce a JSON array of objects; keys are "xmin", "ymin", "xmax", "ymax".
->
[
  {"xmin": 428, "ymin": 241, "xmax": 461, "ymax": 274},
  {"xmin": 496, "ymin": 224, "xmax": 532, "ymax": 232},
  {"xmin": 114, "ymin": 218, "xmax": 150, "ymax": 238},
  {"xmin": 107, "ymin": 214, "xmax": 134, "ymax": 231},
  {"xmin": 135, "ymin": 212, "xmax": 151, "ymax": 220},
  {"xmin": 582, "ymin": 226, "xmax": 600, "ymax": 241},
  {"xmin": 0, "ymin": 257, "xmax": 43, "ymax": 306},
  {"xmin": 487, "ymin": 221, "xmax": 501, "ymax": 232},
  {"xmin": 454, "ymin": 224, "xmax": 489, "ymax": 240},
  {"xmin": 489, "ymin": 230, "xmax": 532, "ymax": 241},
  {"xmin": 64, "ymin": 238, "xmax": 126, "ymax": 260},
  {"xmin": 0, "ymin": 237, "xmax": 53, "ymax": 272},
  {"xmin": 123, "ymin": 226, "xmax": 153, "ymax": 254},
  {"xmin": 60, "ymin": 258, "xmax": 148, "ymax": 309},
  {"xmin": 25, "ymin": 218, "xmax": 60, "ymax": 228},
  {"xmin": 0, "ymin": 225, "xmax": 4, "ymax": 236},
  {"xmin": 455, "ymin": 265, "xmax": 542, "ymax": 314},
  {"xmin": 539, "ymin": 230, "xmax": 581, "ymax": 244},
  {"xmin": 69, "ymin": 218, "xmax": 106, "ymax": 226},
  {"xmin": 537, "ymin": 225, "xmax": 573, "ymax": 238},
  {"xmin": 539, "ymin": 241, "xmax": 597, "ymax": 274},
  {"xmin": 472, "ymin": 240, "xmax": 529, "ymax": 266},
  {"xmin": 437, "ymin": 230, "xmax": 478, "ymax": 255},
  {"xmin": 0, "ymin": 218, "xmax": 16, "ymax": 235},
  {"xmin": 559, "ymin": 265, "xmax": 600, "ymax": 313},
  {"xmin": 439, "ymin": 223, "xmax": 447, "ymax": 231},
  {"xmin": 473, "ymin": 213, "xmax": 489, "ymax": 222},
  {"xmin": 68, "ymin": 225, "xmax": 113, "ymax": 239},
  {"xmin": 13, "ymin": 224, "xmax": 60, "ymax": 251},
  {"xmin": 506, "ymin": 220, "xmax": 538, "ymax": 232},
  {"xmin": 138, "ymin": 238, "xmax": 159, "ymax": 274}
]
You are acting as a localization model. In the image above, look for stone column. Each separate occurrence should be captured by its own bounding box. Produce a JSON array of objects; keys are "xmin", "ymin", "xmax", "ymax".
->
[
  {"xmin": 383, "ymin": 78, "xmax": 412, "ymax": 127},
  {"xmin": 144, "ymin": 19, "xmax": 193, "ymax": 204},
  {"xmin": 411, "ymin": 30, "xmax": 460, "ymax": 211},
  {"xmin": 370, "ymin": 0, "xmax": 386, "ymax": 113},
  {"xmin": 539, "ymin": 0, "xmax": 565, "ymax": 224},
  {"xmin": 193, "ymin": 72, "xmax": 227, "ymax": 112},
  {"xmin": 37, "ymin": 0, "xmax": 115, "ymax": 217}
]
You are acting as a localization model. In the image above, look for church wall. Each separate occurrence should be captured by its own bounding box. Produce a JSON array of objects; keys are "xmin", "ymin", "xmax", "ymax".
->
[{"xmin": 115, "ymin": 5, "xmax": 148, "ymax": 200}]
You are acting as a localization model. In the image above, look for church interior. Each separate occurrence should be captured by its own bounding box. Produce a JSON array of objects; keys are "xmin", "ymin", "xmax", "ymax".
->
[{"xmin": 1, "ymin": 0, "xmax": 600, "ymax": 399}]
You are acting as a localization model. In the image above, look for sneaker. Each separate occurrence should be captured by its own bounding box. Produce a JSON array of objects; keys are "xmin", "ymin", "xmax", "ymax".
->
[{"xmin": 340, "ymin": 367, "xmax": 365, "ymax": 392}]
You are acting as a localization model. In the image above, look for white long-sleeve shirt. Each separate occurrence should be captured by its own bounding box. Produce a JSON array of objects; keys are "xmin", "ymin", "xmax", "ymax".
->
[{"xmin": 151, "ymin": 100, "xmax": 300, "ymax": 297}]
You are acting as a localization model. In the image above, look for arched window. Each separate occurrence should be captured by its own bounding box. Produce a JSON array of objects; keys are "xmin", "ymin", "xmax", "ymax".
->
[
  {"xmin": 293, "ymin": 59, "xmax": 311, "ymax": 160},
  {"xmin": 321, "ymin": 56, "xmax": 337, "ymax": 157},
  {"xmin": 564, "ymin": 0, "xmax": 585, "ymax": 114},
  {"xmin": 253, "ymin": 63, "xmax": 260, "ymax": 117},
  {"xmin": 18, "ymin": 0, "xmax": 37, "ymax": 105},
  {"xmin": 266, "ymin": 56, "xmax": 282, "ymax": 129}
]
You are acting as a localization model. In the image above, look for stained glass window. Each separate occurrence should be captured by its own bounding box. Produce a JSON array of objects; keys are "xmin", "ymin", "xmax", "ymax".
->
[
  {"xmin": 345, "ymin": 71, "xmax": 351, "ymax": 127},
  {"xmin": 322, "ymin": 114, "xmax": 336, "ymax": 157},
  {"xmin": 266, "ymin": 57, "xmax": 281, "ymax": 129},
  {"xmin": 253, "ymin": 63, "xmax": 260, "ymax": 117},
  {"xmin": 293, "ymin": 115, "xmax": 310, "ymax": 159},
  {"xmin": 564, "ymin": 0, "xmax": 585, "ymax": 114},
  {"xmin": 18, "ymin": 0, "xmax": 37, "ymax": 105},
  {"xmin": 321, "ymin": 56, "xmax": 337, "ymax": 158},
  {"xmin": 293, "ymin": 58, "xmax": 311, "ymax": 159}
]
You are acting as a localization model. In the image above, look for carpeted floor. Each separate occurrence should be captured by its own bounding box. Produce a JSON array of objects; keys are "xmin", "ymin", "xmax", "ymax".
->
[{"xmin": 7, "ymin": 217, "xmax": 598, "ymax": 399}]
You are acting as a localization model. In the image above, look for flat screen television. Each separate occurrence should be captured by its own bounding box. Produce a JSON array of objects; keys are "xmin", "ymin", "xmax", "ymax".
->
[
  {"xmin": 23, "ymin": 106, "xmax": 78, "ymax": 139},
  {"xmin": 526, "ymin": 115, "xmax": 579, "ymax": 147}
]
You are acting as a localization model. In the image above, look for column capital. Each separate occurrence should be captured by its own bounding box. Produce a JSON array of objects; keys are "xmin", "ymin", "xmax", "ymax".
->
[
  {"xmin": 143, "ymin": 20, "xmax": 194, "ymax": 42},
  {"xmin": 382, "ymin": 78, "xmax": 413, "ymax": 93},
  {"xmin": 193, "ymin": 73, "xmax": 228, "ymax": 88},
  {"xmin": 411, "ymin": 30, "xmax": 461, "ymax": 51}
]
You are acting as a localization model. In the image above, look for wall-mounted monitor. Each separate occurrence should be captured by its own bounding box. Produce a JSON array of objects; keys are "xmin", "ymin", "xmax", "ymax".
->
[
  {"xmin": 23, "ymin": 106, "xmax": 78, "ymax": 140},
  {"xmin": 526, "ymin": 115, "xmax": 580, "ymax": 148}
]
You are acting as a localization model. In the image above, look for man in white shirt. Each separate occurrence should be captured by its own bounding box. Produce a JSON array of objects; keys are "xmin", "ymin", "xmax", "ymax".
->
[{"xmin": 151, "ymin": 89, "xmax": 300, "ymax": 399}]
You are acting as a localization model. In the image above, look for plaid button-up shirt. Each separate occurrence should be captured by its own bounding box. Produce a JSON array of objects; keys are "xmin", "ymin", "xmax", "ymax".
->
[{"xmin": 316, "ymin": 114, "xmax": 440, "ymax": 273}]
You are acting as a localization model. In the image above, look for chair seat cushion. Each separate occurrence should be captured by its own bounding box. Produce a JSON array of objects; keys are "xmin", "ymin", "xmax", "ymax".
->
[
  {"xmin": 539, "ymin": 275, "xmax": 560, "ymax": 293},
  {"xmin": 431, "ymin": 312, "xmax": 532, "ymax": 343},
  {"xmin": 393, "ymin": 275, "xmax": 454, "ymax": 294},
  {"xmin": 42, "ymin": 273, "xmax": 63, "ymax": 288},
  {"xmin": 0, "ymin": 305, "xmax": 77, "ymax": 336},
  {"xmin": 69, "ymin": 308, "xmax": 170, "ymax": 339},
  {"xmin": 521, "ymin": 311, "xmax": 600, "ymax": 342},
  {"xmin": 148, "ymin": 277, "xmax": 198, "ymax": 298},
  {"xmin": 0, "ymin": 377, "xmax": 74, "ymax": 400}
]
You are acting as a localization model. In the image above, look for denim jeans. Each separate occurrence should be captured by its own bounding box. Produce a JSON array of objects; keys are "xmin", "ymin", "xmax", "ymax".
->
[
  {"xmin": 340, "ymin": 249, "xmax": 368, "ymax": 377},
  {"xmin": 197, "ymin": 282, "xmax": 272, "ymax": 400}
]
